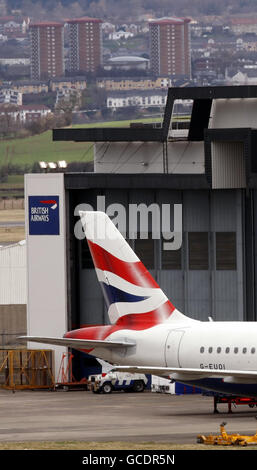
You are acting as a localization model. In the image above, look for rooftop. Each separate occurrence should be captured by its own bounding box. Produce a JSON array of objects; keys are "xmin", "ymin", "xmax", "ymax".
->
[
  {"xmin": 66, "ymin": 16, "xmax": 102, "ymax": 24},
  {"xmin": 29, "ymin": 22, "xmax": 64, "ymax": 28},
  {"xmin": 108, "ymin": 56, "xmax": 149, "ymax": 63},
  {"xmin": 149, "ymin": 17, "xmax": 191, "ymax": 25},
  {"xmin": 230, "ymin": 18, "xmax": 257, "ymax": 25}
]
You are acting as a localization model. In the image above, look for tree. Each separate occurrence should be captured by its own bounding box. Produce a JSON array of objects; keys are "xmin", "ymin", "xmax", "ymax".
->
[{"xmin": 0, "ymin": 105, "xmax": 20, "ymax": 138}]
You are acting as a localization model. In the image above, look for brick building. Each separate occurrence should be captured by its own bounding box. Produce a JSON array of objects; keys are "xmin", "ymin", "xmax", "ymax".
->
[
  {"xmin": 29, "ymin": 22, "xmax": 64, "ymax": 80},
  {"xmin": 67, "ymin": 17, "xmax": 102, "ymax": 74},
  {"xmin": 149, "ymin": 17, "xmax": 191, "ymax": 78}
]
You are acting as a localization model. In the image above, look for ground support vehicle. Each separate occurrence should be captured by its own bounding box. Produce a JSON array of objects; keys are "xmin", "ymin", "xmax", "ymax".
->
[
  {"xmin": 88, "ymin": 371, "xmax": 148, "ymax": 394},
  {"xmin": 197, "ymin": 421, "xmax": 257, "ymax": 446}
]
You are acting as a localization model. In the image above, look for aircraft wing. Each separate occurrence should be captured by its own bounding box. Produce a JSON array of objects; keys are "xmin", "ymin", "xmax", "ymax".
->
[
  {"xmin": 18, "ymin": 336, "xmax": 135, "ymax": 350},
  {"xmin": 113, "ymin": 366, "xmax": 257, "ymax": 382}
]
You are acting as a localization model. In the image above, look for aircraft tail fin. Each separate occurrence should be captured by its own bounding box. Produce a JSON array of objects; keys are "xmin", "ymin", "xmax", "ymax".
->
[{"xmin": 80, "ymin": 211, "xmax": 193, "ymax": 329}]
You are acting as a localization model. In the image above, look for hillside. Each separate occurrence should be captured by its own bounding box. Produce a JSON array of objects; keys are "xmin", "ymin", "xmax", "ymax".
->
[{"xmin": 6, "ymin": 0, "xmax": 257, "ymax": 21}]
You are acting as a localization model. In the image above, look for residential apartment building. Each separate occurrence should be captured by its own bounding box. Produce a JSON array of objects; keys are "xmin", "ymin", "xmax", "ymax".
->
[
  {"xmin": 0, "ymin": 104, "xmax": 51, "ymax": 123},
  {"xmin": 49, "ymin": 76, "xmax": 87, "ymax": 92},
  {"xmin": 12, "ymin": 81, "xmax": 49, "ymax": 94},
  {"xmin": 0, "ymin": 15, "xmax": 30, "ymax": 36},
  {"xmin": 29, "ymin": 22, "xmax": 64, "ymax": 80},
  {"xmin": 67, "ymin": 17, "xmax": 102, "ymax": 74},
  {"xmin": 230, "ymin": 18, "xmax": 257, "ymax": 35},
  {"xmin": 0, "ymin": 88, "xmax": 22, "ymax": 105},
  {"xmin": 106, "ymin": 89, "xmax": 167, "ymax": 108},
  {"xmin": 97, "ymin": 77, "xmax": 171, "ymax": 91},
  {"xmin": 149, "ymin": 17, "xmax": 191, "ymax": 77}
]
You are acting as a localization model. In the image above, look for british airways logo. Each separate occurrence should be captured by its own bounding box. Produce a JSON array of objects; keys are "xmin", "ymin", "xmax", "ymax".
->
[
  {"xmin": 39, "ymin": 199, "xmax": 58, "ymax": 210},
  {"xmin": 29, "ymin": 196, "xmax": 60, "ymax": 235}
]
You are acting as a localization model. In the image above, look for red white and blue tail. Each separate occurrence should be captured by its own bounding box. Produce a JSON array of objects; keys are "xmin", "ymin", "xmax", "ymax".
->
[{"xmin": 80, "ymin": 211, "xmax": 191, "ymax": 329}]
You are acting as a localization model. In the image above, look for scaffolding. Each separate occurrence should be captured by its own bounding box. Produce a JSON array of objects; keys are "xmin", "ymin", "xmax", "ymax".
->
[
  {"xmin": 55, "ymin": 352, "xmax": 88, "ymax": 390},
  {"xmin": 0, "ymin": 349, "xmax": 55, "ymax": 390}
]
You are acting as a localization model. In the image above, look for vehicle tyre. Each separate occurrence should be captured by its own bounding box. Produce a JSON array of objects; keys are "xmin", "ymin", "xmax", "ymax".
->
[
  {"xmin": 132, "ymin": 380, "xmax": 145, "ymax": 393},
  {"xmin": 101, "ymin": 382, "xmax": 113, "ymax": 394}
]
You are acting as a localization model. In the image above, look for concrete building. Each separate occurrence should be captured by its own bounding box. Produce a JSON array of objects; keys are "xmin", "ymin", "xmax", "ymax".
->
[
  {"xmin": 67, "ymin": 17, "xmax": 102, "ymax": 74},
  {"xmin": 149, "ymin": 17, "xmax": 191, "ymax": 78},
  {"xmin": 22, "ymin": 85, "xmax": 257, "ymax": 379},
  {"xmin": 0, "ymin": 241, "xmax": 26, "ymax": 349},
  {"xmin": 0, "ymin": 88, "xmax": 22, "ymax": 105},
  {"xmin": 29, "ymin": 21, "xmax": 64, "ymax": 80}
]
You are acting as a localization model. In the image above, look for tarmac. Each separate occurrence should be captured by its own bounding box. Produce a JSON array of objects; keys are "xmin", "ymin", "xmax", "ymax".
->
[{"xmin": 0, "ymin": 389, "xmax": 257, "ymax": 444}]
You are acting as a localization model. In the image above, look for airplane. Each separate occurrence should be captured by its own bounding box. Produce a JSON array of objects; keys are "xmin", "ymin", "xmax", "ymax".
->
[{"xmin": 20, "ymin": 211, "xmax": 257, "ymax": 398}]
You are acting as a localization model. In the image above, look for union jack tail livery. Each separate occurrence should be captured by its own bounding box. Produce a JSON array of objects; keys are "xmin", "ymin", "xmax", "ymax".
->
[
  {"xmin": 19, "ymin": 211, "xmax": 257, "ymax": 398},
  {"xmin": 80, "ymin": 211, "xmax": 187, "ymax": 329}
]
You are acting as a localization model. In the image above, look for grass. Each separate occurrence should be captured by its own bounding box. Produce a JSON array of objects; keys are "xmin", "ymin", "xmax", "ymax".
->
[
  {"xmin": 0, "ymin": 130, "xmax": 94, "ymax": 167},
  {"xmin": 0, "ymin": 441, "xmax": 256, "ymax": 450},
  {"xmin": 0, "ymin": 175, "xmax": 24, "ymax": 189}
]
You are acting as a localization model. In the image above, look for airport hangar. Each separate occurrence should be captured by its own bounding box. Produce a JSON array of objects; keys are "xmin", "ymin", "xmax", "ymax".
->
[{"xmin": 25, "ymin": 85, "xmax": 257, "ymax": 380}]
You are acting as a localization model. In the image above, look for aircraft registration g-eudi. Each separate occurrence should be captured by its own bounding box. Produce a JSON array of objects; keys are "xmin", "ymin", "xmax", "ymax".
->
[{"xmin": 20, "ymin": 211, "xmax": 257, "ymax": 397}]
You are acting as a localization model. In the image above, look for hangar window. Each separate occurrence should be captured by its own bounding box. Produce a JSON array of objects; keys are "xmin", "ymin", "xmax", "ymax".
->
[
  {"xmin": 135, "ymin": 237, "xmax": 154, "ymax": 270},
  {"xmin": 188, "ymin": 232, "xmax": 209, "ymax": 270},
  {"xmin": 162, "ymin": 242, "xmax": 182, "ymax": 270},
  {"xmin": 216, "ymin": 232, "xmax": 237, "ymax": 270}
]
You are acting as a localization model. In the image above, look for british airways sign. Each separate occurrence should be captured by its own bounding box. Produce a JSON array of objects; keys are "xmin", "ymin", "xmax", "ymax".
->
[{"xmin": 29, "ymin": 196, "xmax": 60, "ymax": 235}]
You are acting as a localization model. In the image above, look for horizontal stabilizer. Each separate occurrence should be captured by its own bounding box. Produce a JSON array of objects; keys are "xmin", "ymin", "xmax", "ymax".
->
[
  {"xmin": 18, "ymin": 336, "xmax": 135, "ymax": 350},
  {"xmin": 113, "ymin": 366, "xmax": 257, "ymax": 383}
]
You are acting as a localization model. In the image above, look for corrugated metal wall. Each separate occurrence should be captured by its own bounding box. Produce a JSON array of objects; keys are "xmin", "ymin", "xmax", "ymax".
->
[
  {"xmin": 76, "ymin": 188, "xmax": 244, "ymax": 325},
  {"xmin": 211, "ymin": 142, "xmax": 246, "ymax": 189},
  {"xmin": 0, "ymin": 241, "xmax": 26, "ymax": 305}
]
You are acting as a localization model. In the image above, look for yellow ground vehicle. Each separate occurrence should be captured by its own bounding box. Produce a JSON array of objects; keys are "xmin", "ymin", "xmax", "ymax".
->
[{"xmin": 197, "ymin": 421, "xmax": 257, "ymax": 446}]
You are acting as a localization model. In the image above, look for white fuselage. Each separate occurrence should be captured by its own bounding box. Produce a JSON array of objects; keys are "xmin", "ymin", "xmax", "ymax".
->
[{"xmin": 92, "ymin": 321, "xmax": 257, "ymax": 373}]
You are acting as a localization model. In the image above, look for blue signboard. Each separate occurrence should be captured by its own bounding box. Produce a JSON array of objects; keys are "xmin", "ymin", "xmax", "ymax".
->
[{"xmin": 29, "ymin": 196, "xmax": 60, "ymax": 235}]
